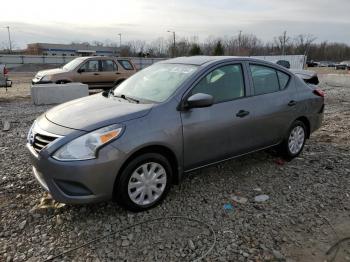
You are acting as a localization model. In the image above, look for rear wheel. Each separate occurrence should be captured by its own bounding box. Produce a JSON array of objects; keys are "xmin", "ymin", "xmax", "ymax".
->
[
  {"xmin": 278, "ymin": 120, "xmax": 307, "ymax": 160},
  {"xmin": 115, "ymin": 153, "xmax": 172, "ymax": 212}
]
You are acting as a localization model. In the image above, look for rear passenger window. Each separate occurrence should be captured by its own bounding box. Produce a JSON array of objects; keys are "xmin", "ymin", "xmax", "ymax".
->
[
  {"xmin": 250, "ymin": 65, "xmax": 280, "ymax": 95},
  {"xmin": 101, "ymin": 60, "xmax": 117, "ymax": 72},
  {"xmin": 191, "ymin": 64, "xmax": 245, "ymax": 103},
  {"xmin": 118, "ymin": 60, "xmax": 134, "ymax": 70},
  {"xmin": 277, "ymin": 71, "xmax": 290, "ymax": 89}
]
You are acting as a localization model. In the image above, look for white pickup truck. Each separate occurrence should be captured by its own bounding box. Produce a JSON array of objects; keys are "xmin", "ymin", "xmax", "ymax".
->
[{"xmin": 0, "ymin": 64, "xmax": 12, "ymax": 88}]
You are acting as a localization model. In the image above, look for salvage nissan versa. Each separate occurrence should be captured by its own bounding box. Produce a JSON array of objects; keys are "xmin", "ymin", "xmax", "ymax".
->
[{"xmin": 27, "ymin": 56, "xmax": 324, "ymax": 211}]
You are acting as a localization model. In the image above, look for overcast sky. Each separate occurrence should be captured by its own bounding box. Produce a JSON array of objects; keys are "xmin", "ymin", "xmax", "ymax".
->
[{"xmin": 0, "ymin": 0, "xmax": 349, "ymax": 48}]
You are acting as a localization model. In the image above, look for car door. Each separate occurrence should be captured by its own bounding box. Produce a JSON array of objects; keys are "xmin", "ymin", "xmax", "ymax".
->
[
  {"xmin": 99, "ymin": 59, "xmax": 120, "ymax": 87},
  {"xmin": 247, "ymin": 63, "xmax": 298, "ymax": 147},
  {"xmin": 74, "ymin": 59, "xmax": 103, "ymax": 87},
  {"xmin": 181, "ymin": 63, "xmax": 257, "ymax": 170}
]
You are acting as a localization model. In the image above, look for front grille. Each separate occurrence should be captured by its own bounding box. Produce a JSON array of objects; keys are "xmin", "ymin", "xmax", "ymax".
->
[{"xmin": 32, "ymin": 133, "xmax": 58, "ymax": 153}]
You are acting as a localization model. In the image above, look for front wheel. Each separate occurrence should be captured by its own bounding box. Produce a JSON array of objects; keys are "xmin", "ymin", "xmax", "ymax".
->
[
  {"xmin": 278, "ymin": 120, "xmax": 307, "ymax": 160},
  {"xmin": 56, "ymin": 80, "xmax": 70, "ymax": 84},
  {"xmin": 115, "ymin": 153, "xmax": 172, "ymax": 212}
]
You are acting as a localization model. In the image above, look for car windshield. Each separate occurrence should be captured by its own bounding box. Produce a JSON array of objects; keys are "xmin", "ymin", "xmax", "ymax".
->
[
  {"xmin": 62, "ymin": 58, "xmax": 85, "ymax": 71},
  {"xmin": 113, "ymin": 63, "xmax": 198, "ymax": 103}
]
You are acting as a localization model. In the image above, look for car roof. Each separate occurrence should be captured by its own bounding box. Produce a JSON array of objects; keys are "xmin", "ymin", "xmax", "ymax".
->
[
  {"xmin": 160, "ymin": 56, "xmax": 277, "ymax": 67},
  {"xmin": 78, "ymin": 56, "xmax": 119, "ymax": 60},
  {"xmin": 160, "ymin": 56, "xmax": 240, "ymax": 66}
]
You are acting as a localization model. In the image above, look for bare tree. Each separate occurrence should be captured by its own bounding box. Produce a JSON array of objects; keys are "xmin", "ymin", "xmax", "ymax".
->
[
  {"xmin": 150, "ymin": 37, "xmax": 168, "ymax": 57},
  {"xmin": 294, "ymin": 34, "xmax": 317, "ymax": 56},
  {"xmin": 274, "ymin": 31, "xmax": 291, "ymax": 55}
]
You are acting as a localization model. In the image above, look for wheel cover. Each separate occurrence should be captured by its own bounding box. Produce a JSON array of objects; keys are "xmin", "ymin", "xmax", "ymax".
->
[
  {"xmin": 128, "ymin": 162, "xmax": 167, "ymax": 206},
  {"xmin": 288, "ymin": 125, "xmax": 305, "ymax": 155}
]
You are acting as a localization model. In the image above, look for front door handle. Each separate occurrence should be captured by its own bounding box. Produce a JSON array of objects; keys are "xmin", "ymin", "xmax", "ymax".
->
[
  {"xmin": 94, "ymin": 73, "xmax": 99, "ymax": 76},
  {"xmin": 288, "ymin": 100, "xmax": 297, "ymax": 106},
  {"xmin": 236, "ymin": 110, "xmax": 250, "ymax": 118},
  {"xmin": 115, "ymin": 72, "xmax": 121, "ymax": 75}
]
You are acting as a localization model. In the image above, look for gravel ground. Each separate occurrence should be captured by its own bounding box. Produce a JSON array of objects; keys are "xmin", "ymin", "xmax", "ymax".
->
[{"xmin": 0, "ymin": 74, "xmax": 349, "ymax": 262}]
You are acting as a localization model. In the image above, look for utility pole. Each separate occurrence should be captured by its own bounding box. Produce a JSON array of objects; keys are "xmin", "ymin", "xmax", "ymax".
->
[
  {"xmin": 118, "ymin": 33, "xmax": 122, "ymax": 47},
  {"xmin": 282, "ymin": 31, "xmax": 287, "ymax": 56},
  {"xmin": 167, "ymin": 30, "xmax": 176, "ymax": 57},
  {"xmin": 238, "ymin": 30, "xmax": 242, "ymax": 55},
  {"xmin": 5, "ymin": 26, "xmax": 12, "ymax": 53}
]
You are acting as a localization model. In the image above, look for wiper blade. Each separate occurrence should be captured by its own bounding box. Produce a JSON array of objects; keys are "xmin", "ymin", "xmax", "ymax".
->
[{"xmin": 113, "ymin": 94, "xmax": 139, "ymax": 103}]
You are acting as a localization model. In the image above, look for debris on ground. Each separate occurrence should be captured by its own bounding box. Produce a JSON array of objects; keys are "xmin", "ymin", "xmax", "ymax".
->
[
  {"xmin": 223, "ymin": 203, "xmax": 234, "ymax": 211},
  {"xmin": 18, "ymin": 220, "xmax": 27, "ymax": 230},
  {"xmin": 274, "ymin": 158, "xmax": 286, "ymax": 166},
  {"xmin": 56, "ymin": 215, "xmax": 63, "ymax": 226},
  {"xmin": 254, "ymin": 194, "xmax": 270, "ymax": 202},
  {"xmin": 188, "ymin": 239, "xmax": 195, "ymax": 250},
  {"xmin": 231, "ymin": 195, "xmax": 248, "ymax": 204},
  {"xmin": 2, "ymin": 120, "xmax": 10, "ymax": 131}
]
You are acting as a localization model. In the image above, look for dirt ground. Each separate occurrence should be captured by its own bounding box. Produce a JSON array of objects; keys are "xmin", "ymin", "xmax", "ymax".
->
[
  {"xmin": 0, "ymin": 72, "xmax": 349, "ymax": 262},
  {"xmin": 0, "ymin": 72, "xmax": 34, "ymax": 102},
  {"xmin": 307, "ymin": 66, "xmax": 350, "ymax": 75}
]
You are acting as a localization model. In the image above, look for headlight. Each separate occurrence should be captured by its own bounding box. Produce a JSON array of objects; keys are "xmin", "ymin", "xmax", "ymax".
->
[
  {"xmin": 27, "ymin": 121, "xmax": 36, "ymax": 144},
  {"xmin": 53, "ymin": 124, "xmax": 123, "ymax": 161},
  {"xmin": 41, "ymin": 75, "xmax": 51, "ymax": 81}
]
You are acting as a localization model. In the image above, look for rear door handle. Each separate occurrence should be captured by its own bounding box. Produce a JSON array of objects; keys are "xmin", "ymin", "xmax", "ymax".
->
[
  {"xmin": 236, "ymin": 110, "xmax": 250, "ymax": 118},
  {"xmin": 115, "ymin": 72, "xmax": 121, "ymax": 75},
  {"xmin": 94, "ymin": 73, "xmax": 99, "ymax": 75},
  {"xmin": 288, "ymin": 100, "xmax": 297, "ymax": 106}
]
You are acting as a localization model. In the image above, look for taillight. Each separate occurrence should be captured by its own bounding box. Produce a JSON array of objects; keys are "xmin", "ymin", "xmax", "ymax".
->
[
  {"xmin": 4, "ymin": 67, "xmax": 8, "ymax": 75},
  {"xmin": 313, "ymin": 88, "xmax": 325, "ymax": 97}
]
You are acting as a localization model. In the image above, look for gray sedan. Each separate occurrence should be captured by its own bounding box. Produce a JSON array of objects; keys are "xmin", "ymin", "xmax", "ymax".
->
[{"xmin": 27, "ymin": 56, "xmax": 324, "ymax": 211}]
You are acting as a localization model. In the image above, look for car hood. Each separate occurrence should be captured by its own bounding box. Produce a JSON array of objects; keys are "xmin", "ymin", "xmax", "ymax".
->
[
  {"xmin": 36, "ymin": 68, "xmax": 66, "ymax": 77},
  {"xmin": 45, "ymin": 93, "xmax": 154, "ymax": 131}
]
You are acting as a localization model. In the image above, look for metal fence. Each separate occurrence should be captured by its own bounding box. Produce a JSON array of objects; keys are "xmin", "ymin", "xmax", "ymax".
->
[
  {"xmin": 0, "ymin": 54, "xmax": 306, "ymax": 70},
  {"xmin": 0, "ymin": 55, "xmax": 165, "ymax": 70},
  {"xmin": 251, "ymin": 55, "xmax": 306, "ymax": 70}
]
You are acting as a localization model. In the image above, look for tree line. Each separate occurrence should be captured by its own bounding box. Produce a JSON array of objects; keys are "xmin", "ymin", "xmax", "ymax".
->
[
  {"xmin": 1, "ymin": 32, "xmax": 349, "ymax": 62},
  {"xmin": 115, "ymin": 33, "xmax": 350, "ymax": 62}
]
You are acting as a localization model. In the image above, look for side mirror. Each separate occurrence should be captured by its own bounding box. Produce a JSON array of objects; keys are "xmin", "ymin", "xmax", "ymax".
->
[
  {"xmin": 186, "ymin": 93, "xmax": 214, "ymax": 108},
  {"xmin": 77, "ymin": 68, "xmax": 85, "ymax": 73}
]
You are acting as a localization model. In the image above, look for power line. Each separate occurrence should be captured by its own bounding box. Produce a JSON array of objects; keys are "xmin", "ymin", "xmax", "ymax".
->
[
  {"xmin": 167, "ymin": 30, "xmax": 176, "ymax": 57},
  {"xmin": 118, "ymin": 33, "xmax": 122, "ymax": 47}
]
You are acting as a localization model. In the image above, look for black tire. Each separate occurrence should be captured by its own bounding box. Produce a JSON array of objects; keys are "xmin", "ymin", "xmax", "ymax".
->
[
  {"xmin": 115, "ymin": 153, "xmax": 172, "ymax": 212},
  {"xmin": 278, "ymin": 120, "xmax": 307, "ymax": 160},
  {"xmin": 56, "ymin": 80, "xmax": 70, "ymax": 84}
]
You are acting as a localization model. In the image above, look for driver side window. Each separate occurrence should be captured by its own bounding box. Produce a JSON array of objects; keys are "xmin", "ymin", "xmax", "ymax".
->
[{"xmin": 191, "ymin": 64, "xmax": 245, "ymax": 103}]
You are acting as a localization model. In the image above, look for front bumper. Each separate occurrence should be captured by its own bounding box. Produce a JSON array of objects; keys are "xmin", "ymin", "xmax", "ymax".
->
[{"xmin": 27, "ymin": 143, "xmax": 124, "ymax": 204}]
